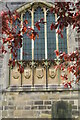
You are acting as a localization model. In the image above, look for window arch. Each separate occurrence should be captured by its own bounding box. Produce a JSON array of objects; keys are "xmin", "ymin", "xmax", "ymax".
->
[{"xmin": 34, "ymin": 7, "xmax": 45, "ymax": 60}]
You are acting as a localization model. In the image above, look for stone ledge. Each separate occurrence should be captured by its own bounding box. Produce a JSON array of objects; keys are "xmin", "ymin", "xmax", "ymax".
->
[{"xmin": 2, "ymin": 86, "xmax": 80, "ymax": 93}]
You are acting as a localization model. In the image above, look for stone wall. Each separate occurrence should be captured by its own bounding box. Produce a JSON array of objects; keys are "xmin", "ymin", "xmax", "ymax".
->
[{"xmin": 2, "ymin": 90, "xmax": 80, "ymax": 119}]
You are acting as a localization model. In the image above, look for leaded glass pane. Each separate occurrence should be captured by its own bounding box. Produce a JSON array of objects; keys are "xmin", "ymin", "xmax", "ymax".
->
[
  {"xmin": 34, "ymin": 7, "xmax": 45, "ymax": 60},
  {"xmin": 47, "ymin": 11, "xmax": 56, "ymax": 60},
  {"xmin": 58, "ymin": 28, "xmax": 67, "ymax": 53},
  {"xmin": 23, "ymin": 11, "xmax": 32, "ymax": 60},
  {"xmin": 12, "ymin": 19, "xmax": 20, "ymax": 60}
]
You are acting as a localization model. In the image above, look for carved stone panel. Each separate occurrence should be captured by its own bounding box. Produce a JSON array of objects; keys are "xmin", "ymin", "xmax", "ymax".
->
[
  {"xmin": 10, "ymin": 67, "xmax": 21, "ymax": 86},
  {"xmin": 48, "ymin": 66, "xmax": 58, "ymax": 86},
  {"xmin": 22, "ymin": 67, "xmax": 32, "ymax": 86},
  {"xmin": 34, "ymin": 66, "xmax": 46, "ymax": 86}
]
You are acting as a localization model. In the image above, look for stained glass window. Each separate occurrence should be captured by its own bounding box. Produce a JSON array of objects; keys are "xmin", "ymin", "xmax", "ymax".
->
[
  {"xmin": 58, "ymin": 28, "xmax": 67, "ymax": 53},
  {"xmin": 34, "ymin": 7, "xmax": 45, "ymax": 60},
  {"xmin": 47, "ymin": 11, "xmax": 56, "ymax": 60},
  {"xmin": 23, "ymin": 11, "xmax": 32, "ymax": 60}
]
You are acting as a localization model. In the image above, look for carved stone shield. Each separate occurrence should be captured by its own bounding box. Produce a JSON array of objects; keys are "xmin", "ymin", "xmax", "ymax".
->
[
  {"xmin": 49, "ymin": 68, "xmax": 56, "ymax": 79},
  {"xmin": 24, "ymin": 69, "xmax": 31, "ymax": 79},
  {"xmin": 13, "ymin": 70, "xmax": 20, "ymax": 79},
  {"xmin": 36, "ymin": 68, "xmax": 44, "ymax": 79}
]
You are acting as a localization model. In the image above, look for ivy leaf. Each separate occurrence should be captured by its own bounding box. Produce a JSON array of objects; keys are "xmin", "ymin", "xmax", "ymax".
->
[
  {"xmin": 35, "ymin": 22, "xmax": 40, "ymax": 31},
  {"xmin": 50, "ymin": 23, "xmax": 54, "ymax": 30},
  {"xmin": 54, "ymin": 50, "xmax": 59, "ymax": 56},
  {"xmin": 60, "ymin": 33, "xmax": 63, "ymax": 38},
  {"xmin": 18, "ymin": 65, "xmax": 24, "ymax": 73},
  {"xmin": 22, "ymin": 26, "xmax": 27, "ymax": 33},
  {"xmin": 24, "ymin": 20, "xmax": 28, "ymax": 24},
  {"xmin": 1, "ymin": 46, "xmax": 7, "ymax": 53}
]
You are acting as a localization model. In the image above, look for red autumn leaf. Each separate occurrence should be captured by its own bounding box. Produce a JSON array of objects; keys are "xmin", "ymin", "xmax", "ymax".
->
[
  {"xmin": 57, "ymin": 29, "xmax": 61, "ymax": 34},
  {"xmin": 64, "ymin": 83, "xmax": 68, "ymax": 88},
  {"xmin": 61, "ymin": 75, "xmax": 64, "ymax": 80},
  {"xmin": 60, "ymin": 33, "xmax": 63, "ymax": 38},
  {"xmin": 1, "ymin": 11, "xmax": 4, "ymax": 16},
  {"xmin": 39, "ymin": 18, "xmax": 45, "ymax": 24},
  {"xmin": 61, "ymin": 74, "xmax": 68, "ymax": 80},
  {"xmin": 18, "ymin": 65, "xmax": 24, "ymax": 73},
  {"xmin": 12, "ymin": 60, "xmax": 15, "ymax": 67},
  {"xmin": 13, "ymin": 15, "xmax": 17, "ymax": 20},
  {"xmin": 40, "ymin": 18, "xmax": 44, "ymax": 22},
  {"xmin": 24, "ymin": 20, "xmax": 28, "ymax": 24},
  {"xmin": 2, "ymin": 46, "xmax": 7, "ymax": 53},
  {"xmin": 68, "ymin": 82, "xmax": 72, "ymax": 88},
  {"xmin": 22, "ymin": 26, "xmax": 27, "ymax": 33},
  {"xmin": 37, "ymin": 24, "xmax": 40, "ymax": 31},
  {"xmin": 29, "ymin": 33, "xmax": 35, "ymax": 40},
  {"xmin": 54, "ymin": 50, "xmax": 59, "ymax": 56},
  {"xmin": 64, "ymin": 54, "xmax": 68, "ymax": 60},
  {"xmin": 35, "ymin": 22, "xmax": 40, "ymax": 31},
  {"xmin": 50, "ymin": 23, "xmax": 54, "ymax": 30},
  {"xmin": 8, "ymin": 59, "xmax": 12, "ymax": 66},
  {"xmin": 73, "ymin": 24, "xmax": 76, "ymax": 29},
  {"xmin": 29, "ymin": 32, "xmax": 36, "ymax": 40}
]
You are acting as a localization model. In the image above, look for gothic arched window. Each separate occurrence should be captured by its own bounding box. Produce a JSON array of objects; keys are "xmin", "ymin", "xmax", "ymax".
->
[
  {"xmin": 23, "ymin": 11, "xmax": 32, "ymax": 60},
  {"xmin": 12, "ymin": 19, "xmax": 20, "ymax": 60},
  {"xmin": 47, "ymin": 11, "xmax": 56, "ymax": 60},
  {"xmin": 34, "ymin": 7, "xmax": 45, "ymax": 60},
  {"xmin": 11, "ymin": 4, "xmax": 68, "ymax": 61}
]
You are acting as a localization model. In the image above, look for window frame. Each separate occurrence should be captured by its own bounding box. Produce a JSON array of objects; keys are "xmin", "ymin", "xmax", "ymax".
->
[{"xmin": 13, "ymin": 3, "xmax": 69, "ymax": 61}]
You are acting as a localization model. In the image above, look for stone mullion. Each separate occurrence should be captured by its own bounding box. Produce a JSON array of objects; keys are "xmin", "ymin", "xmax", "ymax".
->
[
  {"xmin": 32, "ymin": 8, "xmax": 34, "ymax": 60},
  {"xmin": 20, "ymin": 13, "xmax": 23, "ymax": 60},
  {"xmin": 55, "ymin": 14, "xmax": 58, "ymax": 53},
  {"xmin": 31, "ymin": 8, "xmax": 34, "ymax": 88},
  {"xmin": 67, "ymin": 27, "xmax": 69, "ymax": 54},
  {"xmin": 44, "ymin": 8, "xmax": 47, "ymax": 60}
]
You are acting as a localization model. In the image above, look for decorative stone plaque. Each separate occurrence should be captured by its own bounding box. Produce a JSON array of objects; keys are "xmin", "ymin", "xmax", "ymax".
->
[
  {"xmin": 24, "ymin": 69, "xmax": 31, "ymax": 79},
  {"xmin": 49, "ymin": 68, "xmax": 56, "ymax": 79},
  {"xmin": 36, "ymin": 68, "xmax": 44, "ymax": 79},
  {"xmin": 13, "ymin": 70, "xmax": 20, "ymax": 79}
]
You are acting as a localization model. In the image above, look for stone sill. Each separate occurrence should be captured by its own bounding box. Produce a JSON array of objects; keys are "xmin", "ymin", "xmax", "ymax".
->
[{"xmin": 1, "ymin": 86, "xmax": 80, "ymax": 93}]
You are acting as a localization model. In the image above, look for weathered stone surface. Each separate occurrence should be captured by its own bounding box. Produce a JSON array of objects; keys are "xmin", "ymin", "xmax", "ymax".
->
[
  {"xmin": 14, "ymin": 110, "xmax": 22, "ymax": 117},
  {"xmin": 2, "ymin": 111, "xmax": 8, "ymax": 117},
  {"xmin": 34, "ymin": 101, "xmax": 43, "ymax": 105},
  {"xmin": 42, "ymin": 110, "xmax": 51, "ymax": 114},
  {"xmin": 39, "ymin": 106, "xmax": 46, "ymax": 109},
  {"xmin": 47, "ymin": 106, "xmax": 52, "ymax": 109},
  {"xmin": 44, "ymin": 101, "xmax": 51, "ymax": 105},
  {"xmin": 25, "ymin": 106, "xmax": 31, "ymax": 110},
  {"xmin": 2, "ymin": 101, "xmax": 7, "ymax": 106},
  {"xmin": 31, "ymin": 106, "xmax": 37, "ymax": 110},
  {"xmin": 72, "ymin": 110, "xmax": 79, "ymax": 116},
  {"xmin": 2, "ymin": 91, "xmax": 79, "ymax": 118},
  {"xmin": 72, "ymin": 105, "xmax": 77, "ymax": 109}
]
